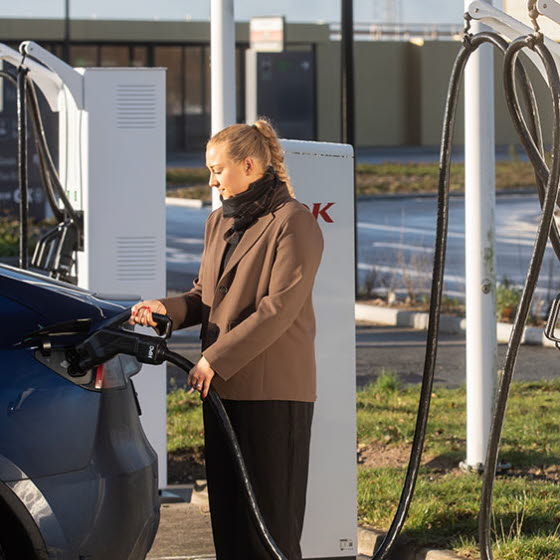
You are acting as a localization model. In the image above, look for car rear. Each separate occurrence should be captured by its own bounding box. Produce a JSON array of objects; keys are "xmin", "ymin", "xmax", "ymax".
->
[{"xmin": 0, "ymin": 264, "xmax": 160, "ymax": 560}]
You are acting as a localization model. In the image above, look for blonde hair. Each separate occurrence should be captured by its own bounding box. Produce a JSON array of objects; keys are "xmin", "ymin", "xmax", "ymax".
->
[{"xmin": 207, "ymin": 118, "xmax": 295, "ymax": 197}]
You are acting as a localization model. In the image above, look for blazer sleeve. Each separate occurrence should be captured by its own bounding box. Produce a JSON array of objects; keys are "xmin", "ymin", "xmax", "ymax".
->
[
  {"xmin": 158, "ymin": 210, "xmax": 216, "ymax": 330},
  {"xmin": 159, "ymin": 276, "xmax": 202, "ymax": 331},
  {"xmin": 203, "ymin": 208, "xmax": 324, "ymax": 380}
]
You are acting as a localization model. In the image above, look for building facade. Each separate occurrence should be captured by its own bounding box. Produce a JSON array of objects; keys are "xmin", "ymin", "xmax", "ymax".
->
[{"xmin": 0, "ymin": 16, "xmax": 554, "ymax": 153}]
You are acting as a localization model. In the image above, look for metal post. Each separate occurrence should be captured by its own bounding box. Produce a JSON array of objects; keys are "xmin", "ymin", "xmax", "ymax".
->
[
  {"xmin": 341, "ymin": 0, "xmax": 355, "ymax": 147},
  {"xmin": 462, "ymin": 2, "xmax": 498, "ymax": 471},
  {"xmin": 63, "ymin": 0, "xmax": 70, "ymax": 63},
  {"xmin": 211, "ymin": 0, "xmax": 237, "ymax": 209},
  {"xmin": 341, "ymin": 0, "xmax": 357, "ymax": 297}
]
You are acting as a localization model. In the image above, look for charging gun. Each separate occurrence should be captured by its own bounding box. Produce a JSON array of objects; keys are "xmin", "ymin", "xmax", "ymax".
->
[{"xmin": 66, "ymin": 310, "xmax": 172, "ymax": 376}]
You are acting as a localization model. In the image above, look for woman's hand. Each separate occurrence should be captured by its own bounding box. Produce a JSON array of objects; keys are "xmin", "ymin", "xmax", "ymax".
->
[
  {"xmin": 188, "ymin": 356, "xmax": 215, "ymax": 398},
  {"xmin": 128, "ymin": 300, "xmax": 168, "ymax": 329}
]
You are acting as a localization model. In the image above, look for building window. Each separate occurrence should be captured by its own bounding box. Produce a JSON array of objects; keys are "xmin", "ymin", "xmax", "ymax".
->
[
  {"xmin": 131, "ymin": 46, "xmax": 148, "ymax": 67},
  {"xmin": 101, "ymin": 46, "xmax": 130, "ymax": 67},
  {"xmin": 155, "ymin": 46, "xmax": 183, "ymax": 117},
  {"xmin": 70, "ymin": 45, "xmax": 98, "ymax": 67},
  {"xmin": 185, "ymin": 47, "xmax": 204, "ymax": 115},
  {"xmin": 236, "ymin": 46, "xmax": 246, "ymax": 123}
]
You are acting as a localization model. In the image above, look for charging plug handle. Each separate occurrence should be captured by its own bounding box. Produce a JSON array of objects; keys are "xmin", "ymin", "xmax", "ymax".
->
[
  {"xmin": 68, "ymin": 329, "xmax": 168, "ymax": 375},
  {"xmin": 545, "ymin": 293, "xmax": 560, "ymax": 344},
  {"xmin": 98, "ymin": 309, "xmax": 172, "ymax": 339}
]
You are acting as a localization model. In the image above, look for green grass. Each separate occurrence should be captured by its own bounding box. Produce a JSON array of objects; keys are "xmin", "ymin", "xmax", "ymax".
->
[
  {"xmin": 0, "ymin": 217, "xmax": 58, "ymax": 258},
  {"xmin": 166, "ymin": 167, "xmax": 209, "ymax": 186},
  {"xmin": 359, "ymin": 469, "xmax": 560, "ymax": 558},
  {"xmin": 0, "ymin": 218, "xmax": 21, "ymax": 257},
  {"xmin": 167, "ymin": 379, "xmax": 560, "ymax": 558},
  {"xmin": 358, "ymin": 378, "xmax": 560, "ymax": 467},
  {"xmin": 356, "ymin": 378, "xmax": 560, "ymax": 558},
  {"xmin": 167, "ymin": 388, "xmax": 204, "ymax": 452},
  {"xmin": 165, "ymin": 160, "xmax": 538, "ymax": 200}
]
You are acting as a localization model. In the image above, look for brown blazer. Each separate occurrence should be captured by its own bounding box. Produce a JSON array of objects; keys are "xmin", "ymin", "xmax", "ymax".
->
[{"xmin": 160, "ymin": 189, "xmax": 324, "ymax": 402}]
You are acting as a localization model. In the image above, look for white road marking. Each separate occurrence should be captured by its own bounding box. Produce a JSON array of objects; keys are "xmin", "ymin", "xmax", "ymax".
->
[
  {"xmin": 358, "ymin": 221, "xmax": 463, "ymax": 238},
  {"xmin": 167, "ymin": 236, "xmax": 204, "ymax": 245},
  {"xmin": 358, "ymin": 221, "xmax": 539, "ymax": 247},
  {"xmin": 358, "ymin": 262, "xmax": 465, "ymax": 284},
  {"xmin": 166, "ymin": 247, "xmax": 202, "ymax": 264},
  {"xmin": 372, "ymin": 242, "xmax": 433, "ymax": 253}
]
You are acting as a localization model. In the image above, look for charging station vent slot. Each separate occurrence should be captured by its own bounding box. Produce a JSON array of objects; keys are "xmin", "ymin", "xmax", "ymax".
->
[
  {"xmin": 115, "ymin": 85, "xmax": 157, "ymax": 130},
  {"xmin": 116, "ymin": 236, "xmax": 157, "ymax": 281}
]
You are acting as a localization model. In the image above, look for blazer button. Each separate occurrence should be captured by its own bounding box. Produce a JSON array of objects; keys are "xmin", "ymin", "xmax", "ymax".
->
[{"xmin": 219, "ymin": 285, "xmax": 228, "ymax": 295}]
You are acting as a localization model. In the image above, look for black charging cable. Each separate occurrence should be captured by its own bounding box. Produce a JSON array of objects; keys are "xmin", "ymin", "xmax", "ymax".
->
[
  {"xmin": 374, "ymin": 26, "xmax": 560, "ymax": 560},
  {"xmin": 66, "ymin": 310, "xmax": 288, "ymax": 560},
  {"xmin": 17, "ymin": 65, "xmax": 29, "ymax": 270}
]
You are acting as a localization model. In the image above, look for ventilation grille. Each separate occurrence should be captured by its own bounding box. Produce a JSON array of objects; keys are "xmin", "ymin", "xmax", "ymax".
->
[
  {"xmin": 115, "ymin": 85, "xmax": 157, "ymax": 130},
  {"xmin": 116, "ymin": 236, "xmax": 158, "ymax": 281}
]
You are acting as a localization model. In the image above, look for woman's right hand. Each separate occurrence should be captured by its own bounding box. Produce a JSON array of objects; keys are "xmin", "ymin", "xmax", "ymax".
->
[{"xmin": 128, "ymin": 300, "xmax": 168, "ymax": 329}]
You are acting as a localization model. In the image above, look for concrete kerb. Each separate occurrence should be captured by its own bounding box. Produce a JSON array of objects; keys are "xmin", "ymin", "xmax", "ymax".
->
[
  {"xmin": 165, "ymin": 197, "xmax": 207, "ymax": 208},
  {"xmin": 358, "ymin": 527, "xmax": 465, "ymax": 560},
  {"xmin": 355, "ymin": 302, "xmax": 556, "ymax": 347}
]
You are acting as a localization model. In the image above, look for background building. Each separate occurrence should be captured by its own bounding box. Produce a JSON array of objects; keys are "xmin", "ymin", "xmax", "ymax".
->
[{"xmin": 0, "ymin": 15, "xmax": 554, "ymax": 156}]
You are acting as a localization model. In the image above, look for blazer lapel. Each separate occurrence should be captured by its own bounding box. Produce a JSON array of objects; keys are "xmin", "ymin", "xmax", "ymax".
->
[
  {"xmin": 217, "ymin": 212, "xmax": 276, "ymax": 284},
  {"xmin": 208, "ymin": 213, "xmax": 233, "ymax": 295}
]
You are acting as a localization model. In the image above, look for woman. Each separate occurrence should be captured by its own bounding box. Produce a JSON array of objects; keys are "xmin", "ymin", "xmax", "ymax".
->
[{"xmin": 130, "ymin": 119, "xmax": 324, "ymax": 559}]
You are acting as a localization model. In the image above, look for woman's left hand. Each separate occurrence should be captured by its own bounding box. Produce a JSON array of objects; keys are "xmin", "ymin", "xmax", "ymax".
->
[{"xmin": 188, "ymin": 356, "xmax": 215, "ymax": 398}]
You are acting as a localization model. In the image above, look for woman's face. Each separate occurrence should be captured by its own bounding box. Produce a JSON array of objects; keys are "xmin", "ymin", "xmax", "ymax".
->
[{"xmin": 206, "ymin": 143, "xmax": 262, "ymax": 199}]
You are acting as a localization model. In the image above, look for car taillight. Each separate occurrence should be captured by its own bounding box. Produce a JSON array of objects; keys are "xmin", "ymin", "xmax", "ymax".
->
[
  {"xmin": 92, "ymin": 355, "xmax": 142, "ymax": 390},
  {"xmin": 95, "ymin": 366, "xmax": 104, "ymax": 389}
]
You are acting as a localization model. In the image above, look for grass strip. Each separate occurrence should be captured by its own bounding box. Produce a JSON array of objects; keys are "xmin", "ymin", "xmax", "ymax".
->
[
  {"xmin": 0, "ymin": 217, "xmax": 57, "ymax": 258},
  {"xmin": 165, "ymin": 160, "xmax": 538, "ymax": 202}
]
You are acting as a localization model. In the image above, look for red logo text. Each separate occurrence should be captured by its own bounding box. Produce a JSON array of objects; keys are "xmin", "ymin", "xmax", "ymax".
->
[{"xmin": 303, "ymin": 202, "xmax": 335, "ymax": 223}]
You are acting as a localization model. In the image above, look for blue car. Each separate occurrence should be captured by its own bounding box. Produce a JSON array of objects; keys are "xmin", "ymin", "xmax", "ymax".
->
[{"xmin": 0, "ymin": 264, "xmax": 160, "ymax": 559}]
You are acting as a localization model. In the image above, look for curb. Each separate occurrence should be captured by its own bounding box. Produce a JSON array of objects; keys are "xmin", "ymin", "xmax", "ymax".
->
[
  {"xmin": 356, "ymin": 187, "xmax": 535, "ymax": 202},
  {"xmin": 165, "ymin": 197, "xmax": 207, "ymax": 208},
  {"xmin": 190, "ymin": 480, "xmax": 210, "ymax": 511},
  {"xmin": 164, "ymin": 482, "xmax": 209, "ymax": 507},
  {"xmin": 358, "ymin": 527, "xmax": 465, "ymax": 560},
  {"xmin": 355, "ymin": 302, "xmax": 556, "ymax": 348}
]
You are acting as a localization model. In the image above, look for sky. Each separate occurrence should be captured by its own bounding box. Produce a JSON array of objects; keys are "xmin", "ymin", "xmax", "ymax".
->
[{"xmin": 1, "ymin": 1, "xmax": 465, "ymax": 25}]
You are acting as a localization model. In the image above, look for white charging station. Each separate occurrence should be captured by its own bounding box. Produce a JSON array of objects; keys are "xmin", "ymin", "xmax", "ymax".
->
[
  {"xmin": 0, "ymin": 42, "xmax": 169, "ymax": 489},
  {"xmin": 281, "ymin": 140, "xmax": 357, "ymax": 559},
  {"xmin": 211, "ymin": 139, "xmax": 357, "ymax": 559}
]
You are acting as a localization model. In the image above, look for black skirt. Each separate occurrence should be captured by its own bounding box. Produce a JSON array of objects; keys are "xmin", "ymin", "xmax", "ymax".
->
[{"xmin": 202, "ymin": 399, "xmax": 314, "ymax": 560}]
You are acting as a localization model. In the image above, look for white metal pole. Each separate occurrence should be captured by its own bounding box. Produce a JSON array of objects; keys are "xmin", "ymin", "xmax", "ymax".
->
[
  {"xmin": 211, "ymin": 0, "xmax": 236, "ymax": 209},
  {"xmin": 463, "ymin": 1, "xmax": 498, "ymax": 471}
]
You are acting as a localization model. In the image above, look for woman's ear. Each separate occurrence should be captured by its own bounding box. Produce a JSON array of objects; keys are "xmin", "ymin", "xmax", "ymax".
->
[{"xmin": 244, "ymin": 157, "xmax": 254, "ymax": 175}]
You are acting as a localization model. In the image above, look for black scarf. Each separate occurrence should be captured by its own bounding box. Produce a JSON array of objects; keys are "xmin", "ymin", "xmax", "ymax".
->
[{"xmin": 221, "ymin": 167, "xmax": 286, "ymax": 244}]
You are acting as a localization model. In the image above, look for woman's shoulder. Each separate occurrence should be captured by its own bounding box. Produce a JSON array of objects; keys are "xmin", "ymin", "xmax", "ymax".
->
[
  {"xmin": 275, "ymin": 197, "xmax": 314, "ymax": 219},
  {"xmin": 274, "ymin": 198, "xmax": 323, "ymax": 236},
  {"xmin": 204, "ymin": 206, "xmax": 225, "ymax": 228}
]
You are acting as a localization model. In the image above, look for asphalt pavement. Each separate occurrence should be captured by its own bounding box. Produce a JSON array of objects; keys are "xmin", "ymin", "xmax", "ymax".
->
[
  {"xmin": 166, "ymin": 192, "xmax": 560, "ymax": 305},
  {"xmin": 354, "ymin": 322, "xmax": 560, "ymax": 387}
]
